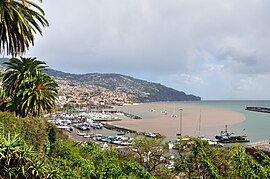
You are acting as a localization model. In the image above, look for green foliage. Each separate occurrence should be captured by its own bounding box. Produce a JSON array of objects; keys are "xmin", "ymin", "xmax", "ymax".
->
[
  {"xmin": 4, "ymin": 113, "xmax": 270, "ymax": 179},
  {"xmin": 0, "ymin": 57, "xmax": 59, "ymax": 117},
  {"xmin": 175, "ymin": 138, "xmax": 229, "ymax": 178},
  {"xmin": 132, "ymin": 136, "xmax": 167, "ymax": 175},
  {"xmin": 253, "ymin": 148, "xmax": 270, "ymax": 168},
  {"xmin": 83, "ymin": 141, "xmax": 102, "ymax": 154},
  {"xmin": 0, "ymin": 132, "xmax": 55, "ymax": 178},
  {"xmin": 174, "ymin": 138, "xmax": 270, "ymax": 179},
  {"xmin": 194, "ymin": 140, "xmax": 221, "ymax": 178},
  {"xmin": 0, "ymin": 89, "xmax": 10, "ymax": 111},
  {"xmin": 0, "ymin": 0, "xmax": 48, "ymax": 56},
  {"xmin": 51, "ymin": 140, "xmax": 152, "ymax": 178},
  {"xmin": 48, "ymin": 125, "xmax": 56, "ymax": 153},
  {"xmin": 0, "ymin": 112, "xmax": 53, "ymax": 153},
  {"xmin": 229, "ymin": 144, "xmax": 269, "ymax": 178},
  {"xmin": 175, "ymin": 138, "xmax": 208, "ymax": 178},
  {"xmin": 2, "ymin": 57, "xmax": 47, "ymax": 96},
  {"xmin": 0, "ymin": 113, "xmax": 152, "ymax": 178}
]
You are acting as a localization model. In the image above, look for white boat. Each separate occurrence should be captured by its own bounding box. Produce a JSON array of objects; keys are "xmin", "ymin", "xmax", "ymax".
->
[
  {"xmin": 145, "ymin": 132, "xmax": 157, "ymax": 138},
  {"xmin": 83, "ymin": 135, "xmax": 91, "ymax": 138},
  {"xmin": 161, "ymin": 102, "xmax": 167, "ymax": 115},
  {"xmin": 171, "ymin": 103, "xmax": 177, "ymax": 117},
  {"xmin": 161, "ymin": 110, "xmax": 167, "ymax": 115},
  {"xmin": 77, "ymin": 132, "xmax": 86, "ymax": 136}
]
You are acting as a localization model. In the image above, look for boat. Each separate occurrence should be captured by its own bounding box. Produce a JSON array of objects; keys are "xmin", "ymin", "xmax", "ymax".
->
[
  {"xmin": 171, "ymin": 103, "xmax": 177, "ymax": 118},
  {"xmin": 83, "ymin": 134, "xmax": 92, "ymax": 138},
  {"xmin": 161, "ymin": 102, "xmax": 167, "ymax": 115},
  {"xmin": 77, "ymin": 132, "xmax": 86, "ymax": 136},
  {"xmin": 161, "ymin": 110, "xmax": 168, "ymax": 115},
  {"xmin": 145, "ymin": 132, "xmax": 157, "ymax": 138},
  {"xmin": 215, "ymin": 125, "xmax": 250, "ymax": 143},
  {"xmin": 117, "ymin": 131, "xmax": 126, "ymax": 135}
]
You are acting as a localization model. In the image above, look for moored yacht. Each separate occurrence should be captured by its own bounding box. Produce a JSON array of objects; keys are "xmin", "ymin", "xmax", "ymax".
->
[{"xmin": 215, "ymin": 125, "xmax": 250, "ymax": 143}]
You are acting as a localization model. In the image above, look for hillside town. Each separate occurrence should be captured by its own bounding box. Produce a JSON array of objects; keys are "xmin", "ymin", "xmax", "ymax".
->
[{"xmin": 56, "ymin": 78, "xmax": 136, "ymax": 107}]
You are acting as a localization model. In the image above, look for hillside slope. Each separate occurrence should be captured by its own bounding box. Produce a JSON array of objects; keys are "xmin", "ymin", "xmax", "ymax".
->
[
  {"xmin": 46, "ymin": 69, "xmax": 201, "ymax": 102},
  {"xmin": 0, "ymin": 58, "xmax": 201, "ymax": 102}
]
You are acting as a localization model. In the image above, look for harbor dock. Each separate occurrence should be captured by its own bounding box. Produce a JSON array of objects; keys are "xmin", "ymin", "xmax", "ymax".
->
[
  {"xmin": 102, "ymin": 123, "xmax": 136, "ymax": 133},
  {"xmin": 245, "ymin": 106, "xmax": 270, "ymax": 113},
  {"xmin": 91, "ymin": 110, "xmax": 142, "ymax": 119}
]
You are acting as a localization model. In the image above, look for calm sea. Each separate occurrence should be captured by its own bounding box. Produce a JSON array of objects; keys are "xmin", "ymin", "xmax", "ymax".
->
[
  {"xmin": 193, "ymin": 100, "xmax": 270, "ymax": 142},
  {"xmin": 118, "ymin": 101, "xmax": 270, "ymax": 142}
]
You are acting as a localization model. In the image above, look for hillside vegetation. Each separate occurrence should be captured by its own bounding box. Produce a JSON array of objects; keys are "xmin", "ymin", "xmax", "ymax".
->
[
  {"xmin": 0, "ymin": 112, "xmax": 152, "ymax": 178},
  {"xmin": 0, "ymin": 58, "xmax": 201, "ymax": 103},
  {"xmin": 46, "ymin": 68, "xmax": 201, "ymax": 102},
  {"xmin": 2, "ymin": 113, "xmax": 270, "ymax": 178}
]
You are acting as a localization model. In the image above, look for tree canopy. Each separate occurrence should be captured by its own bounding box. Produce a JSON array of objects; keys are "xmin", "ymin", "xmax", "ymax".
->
[
  {"xmin": 0, "ymin": 0, "xmax": 48, "ymax": 56},
  {"xmin": 0, "ymin": 57, "xmax": 58, "ymax": 117}
]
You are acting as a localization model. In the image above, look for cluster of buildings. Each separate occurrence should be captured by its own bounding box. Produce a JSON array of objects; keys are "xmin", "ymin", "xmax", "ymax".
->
[{"xmin": 56, "ymin": 79, "xmax": 136, "ymax": 107}]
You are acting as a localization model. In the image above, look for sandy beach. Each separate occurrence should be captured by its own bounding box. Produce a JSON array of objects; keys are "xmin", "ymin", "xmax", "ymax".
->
[{"xmin": 112, "ymin": 103, "xmax": 245, "ymax": 140}]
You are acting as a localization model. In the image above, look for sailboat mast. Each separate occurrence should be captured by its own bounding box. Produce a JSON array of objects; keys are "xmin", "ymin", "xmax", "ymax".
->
[{"xmin": 199, "ymin": 109, "xmax": 201, "ymax": 137}]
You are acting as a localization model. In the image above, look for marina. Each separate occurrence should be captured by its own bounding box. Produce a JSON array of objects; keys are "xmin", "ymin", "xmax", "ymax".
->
[
  {"xmin": 49, "ymin": 109, "xmax": 163, "ymax": 147},
  {"xmin": 49, "ymin": 101, "xmax": 270, "ymax": 144},
  {"xmin": 113, "ymin": 102, "xmax": 246, "ymax": 141}
]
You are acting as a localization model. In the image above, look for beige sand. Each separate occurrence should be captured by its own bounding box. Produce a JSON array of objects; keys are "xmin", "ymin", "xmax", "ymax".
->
[{"xmin": 112, "ymin": 103, "xmax": 245, "ymax": 140}]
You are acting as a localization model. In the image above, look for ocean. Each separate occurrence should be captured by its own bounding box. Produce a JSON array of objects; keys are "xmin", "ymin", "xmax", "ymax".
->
[
  {"xmin": 195, "ymin": 100, "xmax": 270, "ymax": 142},
  {"xmin": 114, "ymin": 101, "xmax": 270, "ymax": 142}
]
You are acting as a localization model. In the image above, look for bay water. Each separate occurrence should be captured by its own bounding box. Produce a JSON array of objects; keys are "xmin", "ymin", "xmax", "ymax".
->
[{"xmin": 116, "ymin": 101, "xmax": 270, "ymax": 142}]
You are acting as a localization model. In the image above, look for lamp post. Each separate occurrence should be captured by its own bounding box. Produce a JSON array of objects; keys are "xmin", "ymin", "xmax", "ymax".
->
[{"xmin": 178, "ymin": 109, "xmax": 183, "ymax": 137}]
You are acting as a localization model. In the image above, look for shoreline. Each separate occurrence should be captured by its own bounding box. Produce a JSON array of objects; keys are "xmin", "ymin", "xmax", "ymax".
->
[{"xmin": 112, "ymin": 103, "xmax": 245, "ymax": 140}]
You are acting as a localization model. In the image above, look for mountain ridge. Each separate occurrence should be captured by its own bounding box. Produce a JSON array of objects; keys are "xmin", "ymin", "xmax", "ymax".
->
[
  {"xmin": 0, "ymin": 58, "xmax": 201, "ymax": 102},
  {"xmin": 45, "ymin": 68, "xmax": 201, "ymax": 102}
]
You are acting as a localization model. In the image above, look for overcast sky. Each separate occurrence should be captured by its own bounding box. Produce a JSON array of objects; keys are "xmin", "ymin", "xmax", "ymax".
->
[{"xmin": 23, "ymin": 0, "xmax": 270, "ymax": 100}]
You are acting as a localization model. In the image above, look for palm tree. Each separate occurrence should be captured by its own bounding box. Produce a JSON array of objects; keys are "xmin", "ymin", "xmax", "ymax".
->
[
  {"xmin": 0, "ymin": 89, "xmax": 10, "ymax": 111},
  {"xmin": 18, "ymin": 73, "xmax": 59, "ymax": 117},
  {"xmin": 1, "ymin": 57, "xmax": 47, "ymax": 96},
  {"xmin": 0, "ymin": 0, "xmax": 48, "ymax": 56},
  {"xmin": 1, "ymin": 57, "xmax": 58, "ymax": 117}
]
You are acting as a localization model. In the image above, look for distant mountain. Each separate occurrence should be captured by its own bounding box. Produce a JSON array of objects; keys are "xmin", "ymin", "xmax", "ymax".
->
[
  {"xmin": 46, "ymin": 68, "xmax": 201, "ymax": 102},
  {"xmin": 0, "ymin": 58, "xmax": 201, "ymax": 102}
]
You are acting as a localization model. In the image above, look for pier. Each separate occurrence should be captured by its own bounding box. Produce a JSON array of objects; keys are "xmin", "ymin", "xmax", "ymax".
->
[
  {"xmin": 102, "ymin": 122, "xmax": 163, "ymax": 138},
  {"xmin": 90, "ymin": 110, "xmax": 142, "ymax": 119},
  {"xmin": 102, "ymin": 123, "xmax": 136, "ymax": 133},
  {"xmin": 245, "ymin": 106, "xmax": 270, "ymax": 113},
  {"xmin": 122, "ymin": 112, "xmax": 142, "ymax": 119},
  {"xmin": 93, "ymin": 118, "xmax": 121, "ymax": 122}
]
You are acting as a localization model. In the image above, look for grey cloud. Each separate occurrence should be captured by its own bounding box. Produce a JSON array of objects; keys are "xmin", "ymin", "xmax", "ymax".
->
[
  {"xmin": 216, "ymin": 35, "xmax": 270, "ymax": 74},
  {"xmin": 23, "ymin": 0, "xmax": 270, "ymax": 99}
]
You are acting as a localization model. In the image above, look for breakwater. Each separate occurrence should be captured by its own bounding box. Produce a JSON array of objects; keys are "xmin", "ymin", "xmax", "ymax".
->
[
  {"xmin": 94, "ymin": 118, "xmax": 121, "ymax": 122},
  {"xmin": 102, "ymin": 123, "xmax": 163, "ymax": 138},
  {"xmin": 102, "ymin": 123, "xmax": 136, "ymax": 133},
  {"xmin": 92, "ymin": 110, "xmax": 142, "ymax": 119},
  {"xmin": 245, "ymin": 106, "xmax": 270, "ymax": 113}
]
